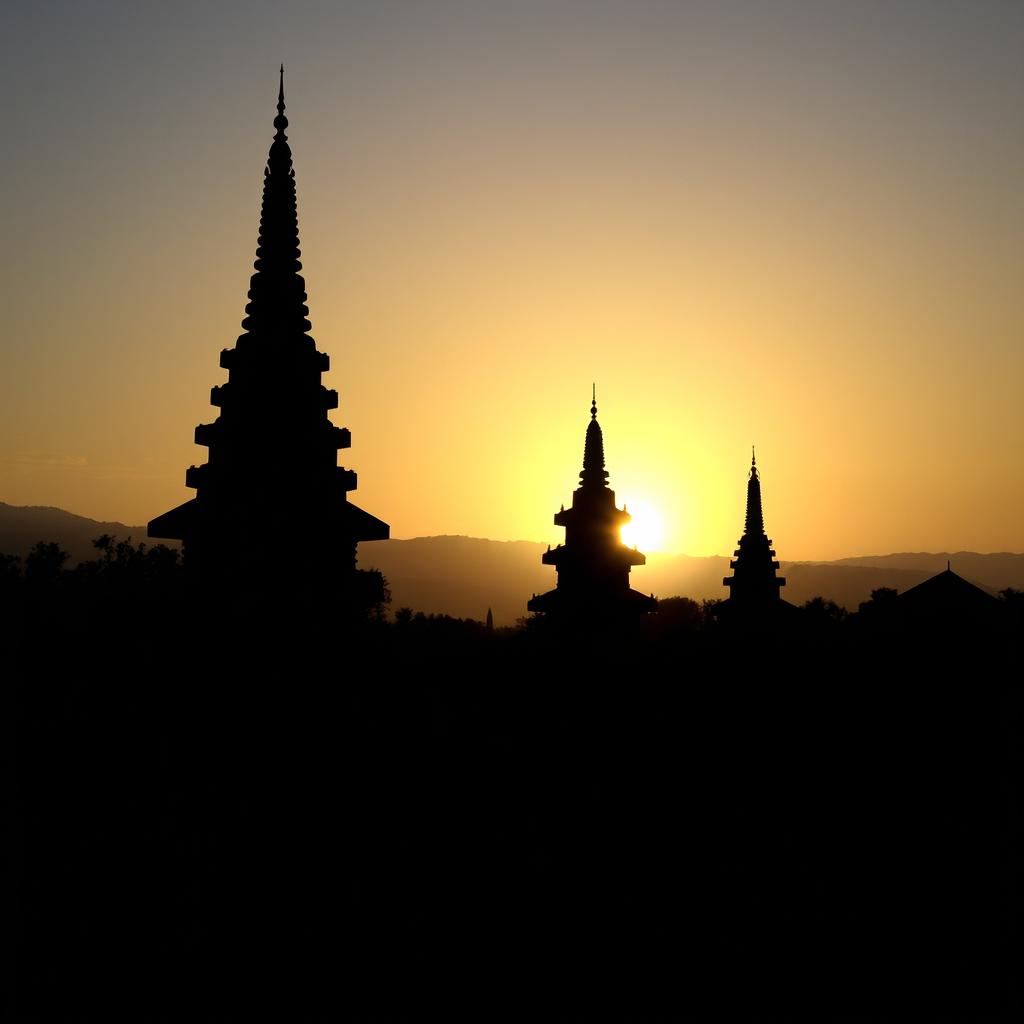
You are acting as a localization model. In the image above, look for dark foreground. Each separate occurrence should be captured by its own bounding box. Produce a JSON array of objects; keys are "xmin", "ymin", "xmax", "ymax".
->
[{"xmin": 7, "ymin": 589, "xmax": 1022, "ymax": 1018}]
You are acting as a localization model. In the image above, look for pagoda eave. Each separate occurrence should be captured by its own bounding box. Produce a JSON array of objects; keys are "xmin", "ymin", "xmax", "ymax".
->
[
  {"xmin": 148, "ymin": 497, "xmax": 198, "ymax": 541},
  {"xmin": 335, "ymin": 501, "xmax": 390, "ymax": 543},
  {"xmin": 542, "ymin": 547, "xmax": 563, "ymax": 566},
  {"xmin": 528, "ymin": 586, "xmax": 656, "ymax": 616}
]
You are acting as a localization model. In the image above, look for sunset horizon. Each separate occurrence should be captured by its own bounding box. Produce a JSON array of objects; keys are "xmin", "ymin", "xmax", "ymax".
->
[
  {"xmin": 8, "ymin": 495, "xmax": 1024, "ymax": 565},
  {"xmin": 3, "ymin": 2, "xmax": 1023, "ymax": 562}
]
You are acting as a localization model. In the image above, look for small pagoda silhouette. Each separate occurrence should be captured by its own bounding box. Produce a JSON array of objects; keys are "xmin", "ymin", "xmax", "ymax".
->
[
  {"xmin": 528, "ymin": 391, "xmax": 656, "ymax": 621},
  {"xmin": 149, "ymin": 69, "xmax": 388, "ymax": 594},
  {"xmin": 721, "ymin": 448, "xmax": 790, "ymax": 617}
]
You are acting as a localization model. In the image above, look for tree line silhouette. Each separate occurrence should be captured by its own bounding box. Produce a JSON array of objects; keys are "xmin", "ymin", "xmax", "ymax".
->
[{"xmin": 4, "ymin": 532, "xmax": 1021, "ymax": 644}]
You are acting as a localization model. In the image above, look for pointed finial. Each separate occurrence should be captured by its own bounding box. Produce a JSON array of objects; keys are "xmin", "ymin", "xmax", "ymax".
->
[
  {"xmin": 744, "ymin": 445, "xmax": 765, "ymax": 535},
  {"xmin": 947, "ymin": 559, "xmax": 951, "ymax": 572},
  {"xmin": 273, "ymin": 65, "xmax": 288, "ymax": 139},
  {"xmin": 580, "ymin": 385, "xmax": 609, "ymax": 489}
]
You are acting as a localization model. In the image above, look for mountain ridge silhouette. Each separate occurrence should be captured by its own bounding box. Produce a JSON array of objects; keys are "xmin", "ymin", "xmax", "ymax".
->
[{"xmin": 3, "ymin": 502, "xmax": 1022, "ymax": 625}]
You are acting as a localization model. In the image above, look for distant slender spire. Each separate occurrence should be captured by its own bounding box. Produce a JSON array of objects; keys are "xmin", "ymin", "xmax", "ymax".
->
[
  {"xmin": 239, "ymin": 65, "xmax": 312, "ymax": 340},
  {"xmin": 722, "ymin": 447, "xmax": 786, "ymax": 604},
  {"xmin": 744, "ymin": 447, "xmax": 764, "ymax": 536},
  {"xmin": 580, "ymin": 385, "xmax": 609, "ymax": 489}
]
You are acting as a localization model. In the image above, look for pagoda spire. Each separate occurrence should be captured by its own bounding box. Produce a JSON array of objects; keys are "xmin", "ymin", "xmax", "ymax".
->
[
  {"xmin": 239, "ymin": 63, "xmax": 312, "ymax": 340},
  {"xmin": 745, "ymin": 446, "xmax": 765, "ymax": 536},
  {"xmin": 580, "ymin": 384, "xmax": 609, "ymax": 490}
]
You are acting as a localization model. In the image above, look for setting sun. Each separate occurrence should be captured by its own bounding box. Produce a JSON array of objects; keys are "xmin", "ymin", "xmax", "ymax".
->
[{"xmin": 620, "ymin": 499, "xmax": 664, "ymax": 553}]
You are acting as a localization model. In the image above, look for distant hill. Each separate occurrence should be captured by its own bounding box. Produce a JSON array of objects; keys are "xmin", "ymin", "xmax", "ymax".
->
[
  {"xmin": 358, "ymin": 536, "xmax": 551, "ymax": 627},
  {"xmin": 3, "ymin": 502, "xmax": 1022, "ymax": 625},
  {"xmin": 0, "ymin": 502, "xmax": 177, "ymax": 566},
  {"xmin": 778, "ymin": 553, "xmax": 1024, "ymax": 612},
  {"xmin": 328, "ymin": 540, "xmax": 1024, "ymax": 624},
  {"xmin": 826, "ymin": 551, "xmax": 1024, "ymax": 590}
]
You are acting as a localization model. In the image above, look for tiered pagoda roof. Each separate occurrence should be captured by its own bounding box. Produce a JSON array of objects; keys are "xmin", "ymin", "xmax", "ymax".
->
[{"xmin": 149, "ymin": 69, "xmax": 388, "ymax": 589}]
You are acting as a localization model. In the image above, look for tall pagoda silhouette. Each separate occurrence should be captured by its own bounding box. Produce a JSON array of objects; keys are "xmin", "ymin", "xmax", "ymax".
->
[
  {"xmin": 722, "ymin": 449, "xmax": 787, "ymax": 609},
  {"xmin": 149, "ymin": 69, "xmax": 388, "ymax": 594},
  {"xmin": 528, "ymin": 392, "xmax": 655, "ymax": 620}
]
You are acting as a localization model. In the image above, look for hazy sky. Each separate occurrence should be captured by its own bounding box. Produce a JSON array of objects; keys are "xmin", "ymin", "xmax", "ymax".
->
[{"xmin": 2, "ymin": 1, "xmax": 1022, "ymax": 558}]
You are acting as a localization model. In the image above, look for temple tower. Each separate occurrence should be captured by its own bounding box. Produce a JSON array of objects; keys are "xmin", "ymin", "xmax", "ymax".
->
[
  {"xmin": 528, "ymin": 391, "xmax": 655, "ymax": 620},
  {"xmin": 722, "ymin": 449, "xmax": 786, "ymax": 605},
  {"xmin": 149, "ymin": 69, "xmax": 388, "ymax": 595}
]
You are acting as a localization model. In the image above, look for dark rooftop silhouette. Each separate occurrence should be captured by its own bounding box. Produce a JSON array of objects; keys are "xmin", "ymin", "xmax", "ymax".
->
[{"xmin": 895, "ymin": 561, "xmax": 1003, "ymax": 630}]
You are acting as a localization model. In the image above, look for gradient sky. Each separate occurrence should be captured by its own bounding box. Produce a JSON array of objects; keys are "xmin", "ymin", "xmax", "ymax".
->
[{"xmin": 2, "ymin": 1, "xmax": 1022, "ymax": 559}]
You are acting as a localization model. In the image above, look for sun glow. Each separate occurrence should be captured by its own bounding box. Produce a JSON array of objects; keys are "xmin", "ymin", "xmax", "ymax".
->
[{"xmin": 620, "ymin": 500, "xmax": 663, "ymax": 553}]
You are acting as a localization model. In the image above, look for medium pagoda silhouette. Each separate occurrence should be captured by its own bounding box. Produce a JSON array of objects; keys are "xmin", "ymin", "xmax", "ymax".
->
[
  {"xmin": 528, "ymin": 391, "xmax": 656, "ymax": 621},
  {"xmin": 149, "ymin": 69, "xmax": 388, "ymax": 594},
  {"xmin": 720, "ymin": 449, "xmax": 790, "ymax": 617}
]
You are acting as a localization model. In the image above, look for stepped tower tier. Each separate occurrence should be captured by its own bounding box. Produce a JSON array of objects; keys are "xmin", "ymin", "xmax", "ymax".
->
[
  {"xmin": 149, "ymin": 68, "xmax": 388, "ymax": 590},
  {"xmin": 528, "ymin": 391, "xmax": 655, "ymax": 620}
]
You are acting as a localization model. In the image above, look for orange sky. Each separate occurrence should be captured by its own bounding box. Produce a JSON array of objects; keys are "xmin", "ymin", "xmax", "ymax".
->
[{"xmin": 2, "ymin": 2, "xmax": 1022, "ymax": 559}]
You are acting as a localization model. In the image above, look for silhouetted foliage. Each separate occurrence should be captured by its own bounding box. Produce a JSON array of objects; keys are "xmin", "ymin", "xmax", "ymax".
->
[
  {"xmin": 657, "ymin": 595, "xmax": 702, "ymax": 626},
  {"xmin": 24, "ymin": 540, "xmax": 68, "ymax": 586},
  {"xmin": 868, "ymin": 585, "xmax": 898, "ymax": 605},
  {"xmin": 0, "ymin": 552, "xmax": 21, "ymax": 594},
  {"xmin": 75, "ymin": 533, "xmax": 182, "ymax": 592},
  {"xmin": 365, "ymin": 569, "xmax": 391, "ymax": 620},
  {"xmin": 802, "ymin": 594, "xmax": 847, "ymax": 625},
  {"xmin": 999, "ymin": 586, "xmax": 1024, "ymax": 631},
  {"xmin": 648, "ymin": 595, "xmax": 704, "ymax": 634},
  {"xmin": 857, "ymin": 584, "xmax": 899, "ymax": 623}
]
